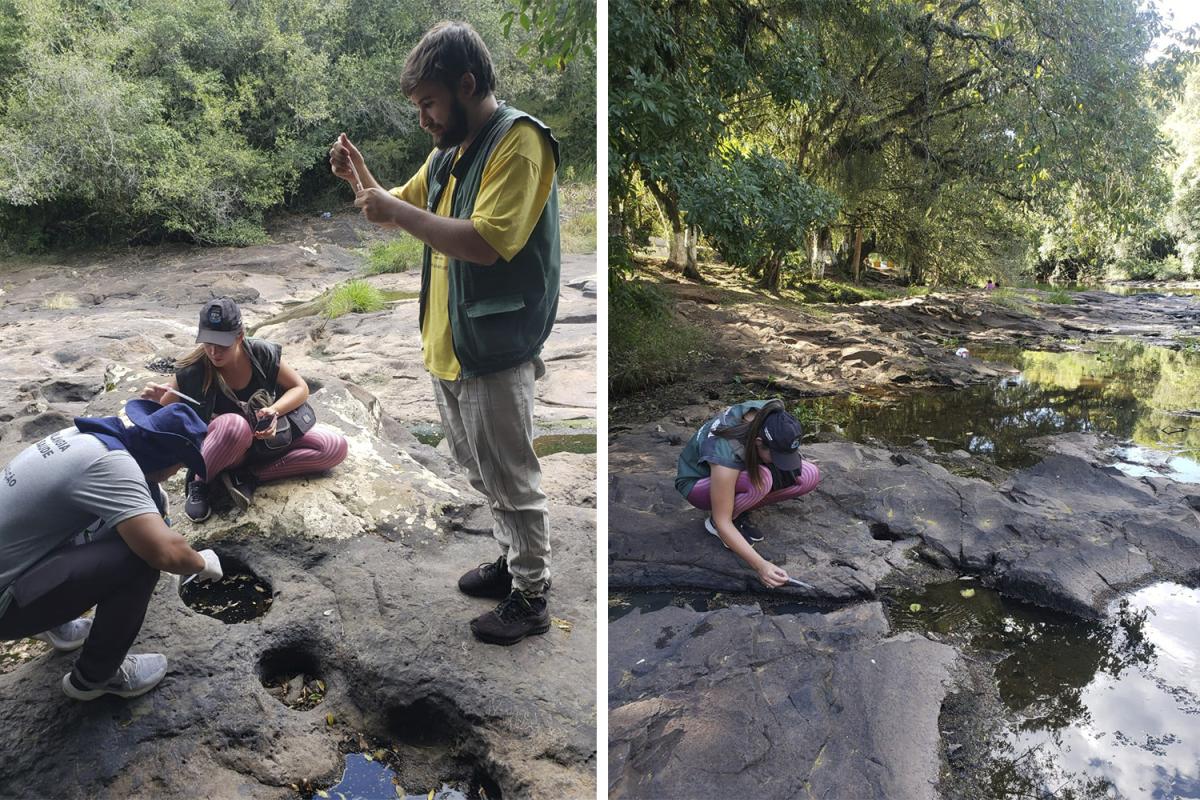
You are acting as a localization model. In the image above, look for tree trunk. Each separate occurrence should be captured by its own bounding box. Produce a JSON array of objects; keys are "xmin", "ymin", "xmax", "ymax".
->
[
  {"xmin": 682, "ymin": 224, "xmax": 701, "ymax": 280},
  {"xmin": 851, "ymin": 226, "xmax": 863, "ymax": 284},
  {"xmin": 758, "ymin": 257, "xmax": 781, "ymax": 292},
  {"xmin": 646, "ymin": 181, "xmax": 690, "ymax": 275}
]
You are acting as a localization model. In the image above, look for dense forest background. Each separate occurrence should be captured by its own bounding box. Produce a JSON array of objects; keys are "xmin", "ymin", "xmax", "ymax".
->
[
  {"xmin": 610, "ymin": 0, "xmax": 1200, "ymax": 290},
  {"xmin": 0, "ymin": 0, "xmax": 595, "ymax": 251}
]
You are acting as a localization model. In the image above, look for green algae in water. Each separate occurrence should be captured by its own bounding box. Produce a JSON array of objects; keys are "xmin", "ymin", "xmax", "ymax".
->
[
  {"xmin": 889, "ymin": 580, "xmax": 1200, "ymax": 799},
  {"xmin": 532, "ymin": 433, "xmax": 596, "ymax": 457},
  {"xmin": 409, "ymin": 423, "xmax": 444, "ymax": 448},
  {"xmin": 800, "ymin": 341, "xmax": 1200, "ymax": 471}
]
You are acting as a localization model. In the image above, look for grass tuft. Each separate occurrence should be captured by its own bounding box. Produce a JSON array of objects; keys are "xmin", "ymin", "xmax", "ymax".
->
[
  {"xmin": 363, "ymin": 236, "xmax": 422, "ymax": 275},
  {"xmin": 43, "ymin": 293, "xmax": 78, "ymax": 310},
  {"xmin": 326, "ymin": 280, "xmax": 386, "ymax": 318},
  {"xmin": 610, "ymin": 280, "xmax": 709, "ymax": 396}
]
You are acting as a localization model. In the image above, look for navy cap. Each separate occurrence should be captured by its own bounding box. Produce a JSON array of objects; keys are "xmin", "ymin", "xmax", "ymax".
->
[
  {"xmin": 75, "ymin": 399, "xmax": 208, "ymax": 479},
  {"xmin": 196, "ymin": 298, "xmax": 243, "ymax": 347},
  {"xmin": 761, "ymin": 409, "xmax": 803, "ymax": 471}
]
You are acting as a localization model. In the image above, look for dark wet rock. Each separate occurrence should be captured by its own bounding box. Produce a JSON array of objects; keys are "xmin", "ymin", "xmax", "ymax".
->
[
  {"xmin": 610, "ymin": 425, "xmax": 1200, "ymax": 617},
  {"xmin": 609, "ymin": 602, "xmax": 958, "ymax": 800}
]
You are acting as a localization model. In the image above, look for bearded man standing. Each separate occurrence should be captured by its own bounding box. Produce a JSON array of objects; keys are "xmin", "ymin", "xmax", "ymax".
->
[{"xmin": 330, "ymin": 21, "xmax": 560, "ymax": 646}]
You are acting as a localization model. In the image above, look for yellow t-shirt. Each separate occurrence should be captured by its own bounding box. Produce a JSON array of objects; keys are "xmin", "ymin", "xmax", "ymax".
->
[{"xmin": 390, "ymin": 121, "xmax": 556, "ymax": 380}]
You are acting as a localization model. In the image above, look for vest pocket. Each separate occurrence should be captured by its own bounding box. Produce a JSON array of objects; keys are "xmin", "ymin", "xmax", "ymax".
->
[
  {"xmin": 463, "ymin": 294, "xmax": 526, "ymax": 317},
  {"xmin": 457, "ymin": 294, "xmax": 529, "ymax": 366}
]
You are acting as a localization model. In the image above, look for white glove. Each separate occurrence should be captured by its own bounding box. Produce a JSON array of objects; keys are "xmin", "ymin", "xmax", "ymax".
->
[{"xmin": 194, "ymin": 549, "xmax": 223, "ymax": 584}]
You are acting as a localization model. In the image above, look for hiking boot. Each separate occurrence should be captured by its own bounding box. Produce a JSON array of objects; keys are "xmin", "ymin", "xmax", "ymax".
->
[
  {"xmin": 457, "ymin": 555, "xmax": 512, "ymax": 600},
  {"xmin": 184, "ymin": 480, "xmax": 210, "ymax": 523},
  {"xmin": 61, "ymin": 654, "xmax": 168, "ymax": 701},
  {"xmin": 32, "ymin": 618, "xmax": 92, "ymax": 652},
  {"xmin": 469, "ymin": 590, "xmax": 550, "ymax": 646},
  {"xmin": 220, "ymin": 469, "xmax": 257, "ymax": 512}
]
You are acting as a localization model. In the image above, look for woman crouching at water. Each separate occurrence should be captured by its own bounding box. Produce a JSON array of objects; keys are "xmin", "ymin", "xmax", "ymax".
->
[
  {"xmin": 675, "ymin": 399, "xmax": 820, "ymax": 587},
  {"xmin": 141, "ymin": 298, "xmax": 348, "ymax": 522}
]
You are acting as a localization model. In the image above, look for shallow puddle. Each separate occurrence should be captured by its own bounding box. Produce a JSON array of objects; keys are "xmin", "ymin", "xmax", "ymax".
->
[
  {"xmin": 303, "ymin": 746, "xmax": 499, "ymax": 800},
  {"xmin": 608, "ymin": 590, "xmax": 820, "ymax": 623},
  {"xmin": 532, "ymin": 433, "xmax": 596, "ymax": 457},
  {"xmin": 888, "ymin": 580, "xmax": 1200, "ymax": 798},
  {"xmin": 800, "ymin": 341, "xmax": 1200, "ymax": 473},
  {"xmin": 179, "ymin": 559, "xmax": 272, "ymax": 623}
]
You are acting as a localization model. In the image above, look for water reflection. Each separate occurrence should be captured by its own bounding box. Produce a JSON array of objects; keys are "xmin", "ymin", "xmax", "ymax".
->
[
  {"xmin": 801, "ymin": 341, "xmax": 1200, "ymax": 475},
  {"xmin": 1010, "ymin": 584, "xmax": 1200, "ymax": 800},
  {"xmin": 890, "ymin": 581, "xmax": 1200, "ymax": 799}
]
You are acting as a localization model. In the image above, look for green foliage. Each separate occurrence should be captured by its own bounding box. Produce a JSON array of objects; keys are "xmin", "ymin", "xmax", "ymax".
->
[
  {"xmin": 609, "ymin": 278, "xmax": 708, "ymax": 396},
  {"xmin": 0, "ymin": 0, "xmax": 595, "ymax": 251},
  {"xmin": 326, "ymin": 279, "xmax": 385, "ymax": 318},
  {"xmin": 561, "ymin": 209, "xmax": 596, "ymax": 254},
  {"xmin": 1042, "ymin": 288, "xmax": 1077, "ymax": 305},
  {"xmin": 682, "ymin": 148, "xmax": 838, "ymax": 286},
  {"xmin": 789, "ymin": 279, "xmax": 890, "ymax": 305},
  {"xmin": 364, "ymin": 237, "xmax": 422, "ymax": 275},
  {"xmin": 502, "ymin": 0, "xmax": 595, "ymax": 70},
  {"xmin": 611, "ymin": 0, "xmax": 1174, "ymax": 288}
]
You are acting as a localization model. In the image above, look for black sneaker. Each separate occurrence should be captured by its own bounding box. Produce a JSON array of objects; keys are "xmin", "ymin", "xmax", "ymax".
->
[
  {"xmin": 734, "ymin": 514, "xmax": 765, "ymax": 543},
  {"xmin": 184, "ymin": 480, "xmax": 210, "ymax": 523},
  {"xmin": 220, "ymin": 469, "xmax": 257, "ymax": 512},
  {"xmin": 457, "ymin": 555, "xmax": 512, "ymax": 599},
  {"xmin": 469, "ymin": 590, "xmax": 550, "ymax": 646}
]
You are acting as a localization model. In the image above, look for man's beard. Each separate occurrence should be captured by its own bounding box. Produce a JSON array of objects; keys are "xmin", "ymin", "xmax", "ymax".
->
[{"xmin": 432, "ymin": 98, "xmax": 470, "ymax": 149}]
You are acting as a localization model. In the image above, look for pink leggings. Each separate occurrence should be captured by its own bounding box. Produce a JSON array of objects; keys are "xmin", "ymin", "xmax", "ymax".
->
[
  {"xmin": 687, "ymin": 461, "xmax": 820, "ymax": 518},
  {"xmin": 200, "ymin": 413, "xmax": 348, "ymax": 483}
]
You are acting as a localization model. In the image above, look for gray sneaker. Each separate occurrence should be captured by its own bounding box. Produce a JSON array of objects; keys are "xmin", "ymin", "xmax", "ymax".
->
[
  {"xmin": 32, "ymin": 618, "xmax": 92, "ymax": 652},
  {"xmin": 61, "ymin": 654, "xmax": 168, "ymax": 701}
]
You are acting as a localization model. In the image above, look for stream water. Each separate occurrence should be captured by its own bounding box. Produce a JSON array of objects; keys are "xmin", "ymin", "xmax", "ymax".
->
[
  {"xmin": 889, "ymin": 580, "xmax": 1200, "ymax": 799},
  {"xmin": 799, "ymin": 340, "xmax": 1200, "ymax": 478},
  {"xmin": 613, "ymin": 338, "xmax": 1200, "ymax": 797}
]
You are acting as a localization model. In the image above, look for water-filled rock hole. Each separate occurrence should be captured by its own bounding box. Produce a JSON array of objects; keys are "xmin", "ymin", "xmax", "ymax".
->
[{"xmin": 178, "ymin": 553, "xmax": 272, "ymax": 623}]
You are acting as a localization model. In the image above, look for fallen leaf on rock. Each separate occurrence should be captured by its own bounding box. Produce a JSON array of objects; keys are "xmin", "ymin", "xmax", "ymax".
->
[
  {"xmin": 551, "ymin": 617, "xmax": 572, "ymax": 634},
  {"xmin": 909, "ymin": 603, "xmax": 922, "ymax": 612},
  {"xmin": 325, "ymin": 712, "xmax": 335, "ymax": 726},
  {"xmin": 960, "ymin": 588, "xmax": 976, "ymax": 598}
]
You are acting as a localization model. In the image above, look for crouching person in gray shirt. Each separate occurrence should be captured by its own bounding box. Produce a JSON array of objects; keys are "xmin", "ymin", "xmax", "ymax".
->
[{"xmin": 0, "ymin": 399, "xmax": 223, "ymax": 700}]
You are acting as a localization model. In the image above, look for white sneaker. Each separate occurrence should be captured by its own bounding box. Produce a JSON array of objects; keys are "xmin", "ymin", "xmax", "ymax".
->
[
  {"xmin": 32, "ymin": 618, "xmax": 92, "ymax": 651},
  {"xmin": 705, "ymin": 517, "xmax": 730, "ymax": 549},
  {"xmin": 61, "ymin": 653, "xmax": 168, "ymax": 700}
]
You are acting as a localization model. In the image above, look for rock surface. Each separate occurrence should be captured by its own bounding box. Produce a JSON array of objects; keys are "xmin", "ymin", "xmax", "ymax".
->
[
  {"xmin": 609, "ymin": 602, "xmax": 958, "ymax": 800},
  {"xmin": 610, "ymin": 425, "xmax": 1200, "ymax": 617},
  {"xmin": 0, "ymin": 213, "xmax": 597, "ymax": 799}
]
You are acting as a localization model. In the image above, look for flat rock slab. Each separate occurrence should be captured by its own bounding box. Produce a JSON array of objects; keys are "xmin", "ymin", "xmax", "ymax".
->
[
  {"xmin": 0, "ymin": 391, "xmax": 597, "ymax": 798},
  {"xmin": 659, "ymin": 284, "xmax": 1200, "ymax": 398},
  {"xmin": 609, "ymin": 425, "xmax": 1200, "ymax": 616},
  {"xmin": 0, "ymin": 215, "xmax": 597, "ymax": 798},
  {"xmin": 609, "ymin": 602, "xmax": 958, "ymax": 800},
  {"xmin": 0, "ymin": 504, "xmax": 596, "ymax": 798}
]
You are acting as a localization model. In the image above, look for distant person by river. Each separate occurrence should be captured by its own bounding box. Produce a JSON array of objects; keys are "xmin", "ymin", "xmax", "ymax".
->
[
  {"xmin": 140, "ymin": 298, "xmax": 348, "ymax": 523},
  {"xmin": 675, "ymin": 399, "xmax": 821, "ymax": 587}
]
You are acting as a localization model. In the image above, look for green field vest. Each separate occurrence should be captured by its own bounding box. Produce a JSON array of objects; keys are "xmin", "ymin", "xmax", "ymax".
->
[{"xmin": 419, "ymin": 104, "xmax": 561, "ymax": 378}]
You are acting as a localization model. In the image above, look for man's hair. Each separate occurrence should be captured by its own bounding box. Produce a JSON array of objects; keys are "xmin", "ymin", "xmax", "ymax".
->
[{"xmin": 401, "ymin": 21, "xmax": 497, "ymax": 97}]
